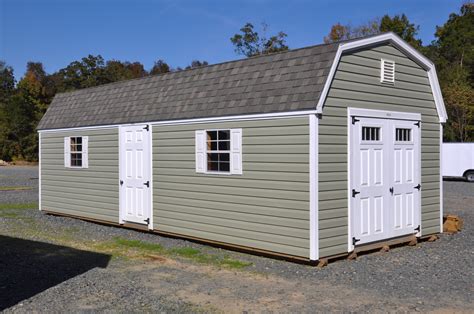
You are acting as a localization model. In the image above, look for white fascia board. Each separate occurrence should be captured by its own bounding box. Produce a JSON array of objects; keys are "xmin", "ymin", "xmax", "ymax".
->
[
  {"xmin": 38, "ymin": 132, "xmax": 42, "ymax": 211},
  {"xmin": 37, "ymin": 110, "xmax": 318, "ymax": 133},
  {"xmin": 316, "ymin": 32, "xmax": 447, "ymax": 123}
]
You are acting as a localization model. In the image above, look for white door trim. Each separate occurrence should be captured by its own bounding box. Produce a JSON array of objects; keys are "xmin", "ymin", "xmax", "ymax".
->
[{"xmin": 347, "ymin": 107, "xmax": 422, "ymax": 251}]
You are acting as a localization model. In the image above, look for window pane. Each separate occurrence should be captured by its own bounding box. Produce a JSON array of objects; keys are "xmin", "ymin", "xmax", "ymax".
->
[
  {"xmin": 218, "ymin": 130, "xmax": 230, "ymax": 140},
  {"xmin": 207, "ymin": 131, "xmax": 218, "ymax": 141},
  {"xmin": 395, "ymin": 128, "xmax": 411, "ymax": 142},
  {"xmin": 208, "ymin": 162, "xmax": 219, "ymax": 171},
  {"xmin": 209, "ymin": 141, "xmax": 218, "ymax": 151},
  {"xmin": 208, "ymin": 153, "xmax": 219, "ymax": 162},
  {"xmin": 218, "ymin": 141, "xmax": 230, "ymax": 151},
  {"xmin": 219, "ymin": 153, "xmax": 230, "ymax": 162},
  {"xmin": 219, "ymin": 162, "xmax": 230, "ymax": 172},
  {"xmin": 76, "ymin": 137, "xmax": 82, "ymax": 145}
]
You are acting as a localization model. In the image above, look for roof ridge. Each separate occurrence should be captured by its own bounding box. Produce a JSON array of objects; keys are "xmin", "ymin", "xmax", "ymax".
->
[{"xmin": 54, "ymin": 40, "xmax": 342, "ymax": 98}]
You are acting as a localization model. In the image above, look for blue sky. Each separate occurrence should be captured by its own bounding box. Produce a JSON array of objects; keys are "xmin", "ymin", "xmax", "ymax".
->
[{"xmin": 1, "ymin": 0, "xmax": 464, "ymax": 80}]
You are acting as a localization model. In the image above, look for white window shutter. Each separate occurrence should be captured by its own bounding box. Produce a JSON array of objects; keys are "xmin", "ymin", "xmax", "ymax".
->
[
  {"xmin": 82, "ymin": 136, "xmax": 89, "ymax": 168},
  {"xmin": 230, "ymin": 128, "xmax": 242, "ymax": 175},
  {"xmin": 64, "ymin": 137, "xmax": 70, "ymax": 167},
  {"xmin": 195, "ymin": 130, "xmax": 206, "ymax": 173}
]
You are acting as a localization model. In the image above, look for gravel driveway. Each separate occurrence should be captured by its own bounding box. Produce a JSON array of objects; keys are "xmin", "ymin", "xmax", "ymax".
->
[{"xmin": 1, "ymin": 166, "xmax": 473, "ymax": 312}]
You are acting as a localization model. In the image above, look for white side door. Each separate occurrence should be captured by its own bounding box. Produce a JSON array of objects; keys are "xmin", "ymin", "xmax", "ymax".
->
[
  {"xmin": 119, "ymin": 125, "xmax": 152, "ymax": 225},
  {"xmin": 351, "ymin": 117, "xmax": 391, "ymax": 245},
  {"xmin": 391, "ymin": 120, "xmax": 421, "ymax": 237}
]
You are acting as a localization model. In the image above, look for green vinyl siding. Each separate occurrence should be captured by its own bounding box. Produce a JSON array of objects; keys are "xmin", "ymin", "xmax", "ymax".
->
[
  {"xmin": 41, "ymin": 128, "xmax": 119, "ymax": 222},
  {"xmin": 319, "ymin": 44, "xmax": 441, "ymax": 258},
  {"xmin": 153, "ymin": 117, "xmax": 310, "ymax": 258}
]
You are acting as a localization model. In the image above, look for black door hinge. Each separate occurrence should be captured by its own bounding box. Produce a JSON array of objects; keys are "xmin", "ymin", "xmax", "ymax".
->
[
  {"xmin": 120, "ymin": 180, "xmax": 123, "ymax": 186},
  {"xmin": 352, "ymin": 116, "xmax": 360, "ymax": 124},
  {"xmin": 144, "ymin": 218, "xmax": 150, "ymax": 224},
  {"xmin": 414, "ymin": 121, "xmax": 420, "ymax": 128},
  {"xmin": 144, "ymin": 181, "xmax": 150, "ymax": 188},
  {"xmin": 352, "ymin": 237, "xmax": 361, "ymax": 246},
  {"xmin": 352, "ymin": 189, "xmax": 360, "ymax": 198},
  {"xmin": 414, "ymin": 184, "xmax": 421, "ymax": 191},
  {"xmin": 414, "ymin": 225, "xmax": 420, "ymax": 232},
  {"xmin": 143, "ymin": 125, "xmax": 149, "ymax": 131},
  {"xmin": 389, "ymin": 187, "xmax": 394, "ymax": 195}
]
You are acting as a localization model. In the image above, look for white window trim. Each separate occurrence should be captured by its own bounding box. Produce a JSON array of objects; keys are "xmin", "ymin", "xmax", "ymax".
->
[
  {"xmin": 195, "ymin": 128, "xmax": 242, "ymax": 175},
  {"xmin": 64, "ymin": 136, "xmax": 89, "ymax": 169},
  {"xmin": 380, "ymin": 58, "xmax": 395, "ymax": 84}
]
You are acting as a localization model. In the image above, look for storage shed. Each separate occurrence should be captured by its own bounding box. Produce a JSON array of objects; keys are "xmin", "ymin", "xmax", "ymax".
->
[{"xmin": 37, "ymin": 33, "xmax": 447, "ymax": 261}]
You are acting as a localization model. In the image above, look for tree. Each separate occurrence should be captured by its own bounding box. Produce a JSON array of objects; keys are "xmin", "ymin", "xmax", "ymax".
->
[
  {"xmin": 55, "ymin": 55, "xmax": 107, "ymax": 92},
  {"xmin": 103, "ymin": 60, "xmax": 147, "ymax": 83},
  {"xmin": 230, "ymin": 22, "xmax": 289, "ymax": 57},
  {"xmin": 324, "ymin": 19, "xmax": 380, "ymax": 43},
  {"xmin": 434, "ymin": 3, "xmax": 474, "ymax": 83},
  {"xmin": 380, "ymin": 14, "xmax": 422, "ymax": 48},
  {"xmin": 185, "ymin": 60, "xmax": 208, "ymax": 70},
  {"xmin": 430, "ymin": 3, "xmax": 474, "ymax": 141},
  {"xmin": 323, "ymin": 14, "xmax": 421, "ymax": 48},
  {"xmin": 150, "ymin": 59, "xmax": 170, "ymax": 75}
]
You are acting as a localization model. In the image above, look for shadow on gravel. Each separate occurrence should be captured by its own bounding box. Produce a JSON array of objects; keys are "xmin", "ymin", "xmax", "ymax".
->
[{"xmin": 0, "ymin": 235, "xmax": 111, "ymax": 310}]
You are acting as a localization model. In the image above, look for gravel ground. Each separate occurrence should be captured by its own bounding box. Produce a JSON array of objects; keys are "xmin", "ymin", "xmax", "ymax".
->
[{"xmin": 1, "ymin": 166, "xmax": 473, "ymax": 312}]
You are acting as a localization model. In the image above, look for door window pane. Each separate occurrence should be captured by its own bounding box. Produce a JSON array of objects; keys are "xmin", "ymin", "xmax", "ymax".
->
[{"xmin": 362, "ymin": 127, "xmax": 381, "ymax": 141}]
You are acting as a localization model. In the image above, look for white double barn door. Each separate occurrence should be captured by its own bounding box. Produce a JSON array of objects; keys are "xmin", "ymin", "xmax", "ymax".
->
[{"xmin": 351, "ymin": 116, "xmax": 421, "ymax": 246}]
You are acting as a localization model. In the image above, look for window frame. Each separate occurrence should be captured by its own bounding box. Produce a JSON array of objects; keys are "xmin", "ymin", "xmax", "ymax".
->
[
  {"xmin": 360, "ymin": 125, "xmax": 383, "ymax": 143},
  {"xmin": 69, "ymin": 136, "xmax": 83, "ymax": 168},
  {"xmin": 395, "ymin": 127, "xmax": 413, "ymax": 143},
  {"xmin": 204, "ymin": 129, "xmax": 232, "ymax": 175}
]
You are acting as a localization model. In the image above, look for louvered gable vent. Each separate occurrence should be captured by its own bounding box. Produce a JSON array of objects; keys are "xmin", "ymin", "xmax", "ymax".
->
[{"xmin": 380, "ymin": 59, "xmax": 395, "ymax": 83}]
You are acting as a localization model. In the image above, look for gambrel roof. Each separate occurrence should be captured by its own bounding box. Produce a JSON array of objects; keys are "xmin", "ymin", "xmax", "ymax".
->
[{"xmin": 37, "ymin": 33, "xmax": 446, "ymax": 130}]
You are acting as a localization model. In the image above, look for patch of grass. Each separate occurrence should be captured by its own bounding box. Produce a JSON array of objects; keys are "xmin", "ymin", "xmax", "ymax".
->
[
  {"xmin": 97, "ymin": 237, "xmax": 252, "ymax": 269},
  {"xmin": 0, "ymin": 186, "xmax": 32, "ymax": 191},
  {"xmin": 170, "ymin": 247, "xmax": 201, "ymax": 257},
  {"xmin": 113, "ymin": 237, "xmax": 165, "ymax": 252},
  {"xmin": 0, "ymin": 212, "xmax": 20, "ymax": 218},
  {"xmin": 0, "ymin": 202, "xmax": 38, "ymax": 210}
]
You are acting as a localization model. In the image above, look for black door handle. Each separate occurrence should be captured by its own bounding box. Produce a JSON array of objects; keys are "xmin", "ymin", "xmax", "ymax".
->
[
  {"xmin": 144, "ymin": 181, "xmax": 150, "ymax": 188},
  {"xmin": 389, "ymin": 187, "xmax": 394, "ymax": 195},
  {"xmin": 352, "ymin": 189, "xmax": 360, "ymax": 198},
  {"xmin": 120, "ymin": 180, "xmax": 123, "ymax": 186}
]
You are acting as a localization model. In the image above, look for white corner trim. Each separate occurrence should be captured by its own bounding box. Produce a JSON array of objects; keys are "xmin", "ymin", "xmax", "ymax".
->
[
  {"xmin": 309, "ymin": 114, "xmax": 319, "ymax": 260},
  {"xmin": 348, "ymin": 107, "xmax": 421, "ymax": 121},
  {"xmin": 148, "ymin": 124, "xmax": 154, "ymax": 230},
  {"xmin": 38, "ymin": 132, "xmax": 42, "ymax": 211},
  {"xmin": 316, "ymin": 32, "xmax": 447, "ymax": 123},
  {"xmin": 38, "ymin": 110, "xmax": 319, "ymax": 133},
  {"xmin": 440, "ymin": 124, "xmax": 444, "ymax": 233}
]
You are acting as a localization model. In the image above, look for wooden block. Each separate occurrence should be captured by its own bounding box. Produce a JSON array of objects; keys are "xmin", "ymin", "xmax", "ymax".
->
[
  {"xmin": 427, "ymin": 235, "xmax": 439, "ymax": 242},
  {"xmin": 380, "ymin": 245, "xmax": 390, "ymax": 252},
  {"xmin": 347, "ymin": 251, "xmax": 357, "ymax": 260},
  {"xmin": 317, "ymin": 258, "xmax": 328, "ymax": 268},
  {"xmin": 443, "ymin": 215, "xmax": 463, "ymax": 233},
  {"xmin": 408, "ymin": 237, "xmax": 418, "ymax": 246}
]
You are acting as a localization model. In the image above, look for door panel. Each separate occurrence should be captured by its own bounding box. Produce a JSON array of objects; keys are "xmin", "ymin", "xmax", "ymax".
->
[
  {"xmin": 391, "ymin": 120, "xmax": 420, "ymax": 237},
  {"xmin": 351, "ymin": 115, "xmax": 420, "ymax": 246},
  {"xmin": 352, "ymin": 118, "xmax": 391, "ymax": 245},
  {"xmin": 120, "ymin": 125, "xmax": 151, "ymax": 225}
]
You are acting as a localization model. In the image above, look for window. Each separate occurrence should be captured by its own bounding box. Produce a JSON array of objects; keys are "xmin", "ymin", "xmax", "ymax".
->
[
  {"xmin": 362, "ymin": 126, "xmax": 381, "ymax": 141},
  {"xmin": 70, "ymin": 137, "xmax": 83, "ymax": 167},
  {"xmin": 64, "ymin": 136, "xmax": 88, "ymax": 168},
  {"xmin": 195, "ymin": 129, "xmax": 242, "ymax": 175},
  {"xmin": 380, "ymin": 59, "xmax": 395, "ymax": 84},
  {"xmin": 206, "ymin": 130, "xmax": 230, "ymax": 172},
  {"xmin": 395, "ymin": 128, "xmax": 411, "ymax": 142}
]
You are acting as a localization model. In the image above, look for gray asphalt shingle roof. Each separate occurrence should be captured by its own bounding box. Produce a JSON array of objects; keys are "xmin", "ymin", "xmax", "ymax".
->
[{"xmin": 37, "ymin": 42, "xmax": 339, "ymax": 130}]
